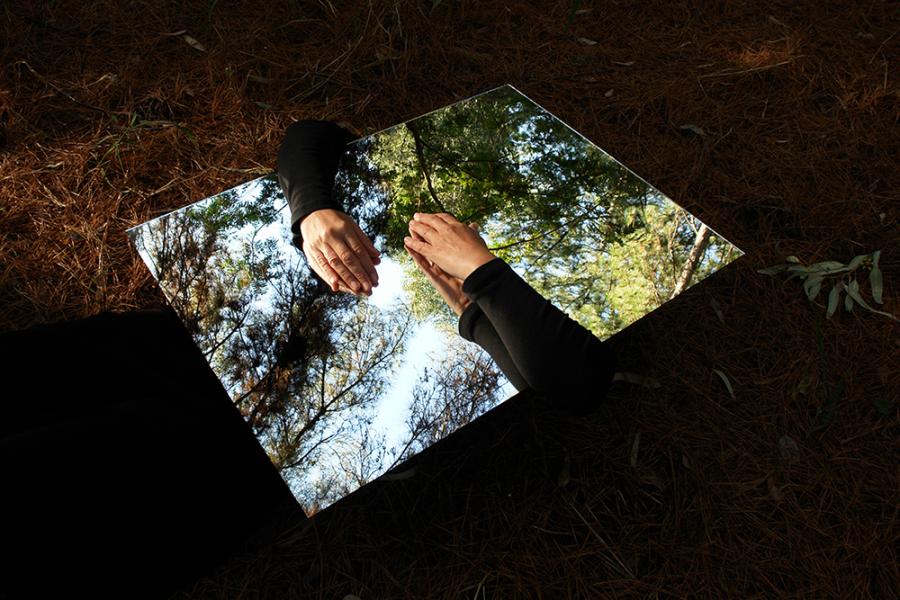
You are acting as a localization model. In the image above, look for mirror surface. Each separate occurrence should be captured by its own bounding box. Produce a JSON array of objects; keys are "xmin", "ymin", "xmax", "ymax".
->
[{"xmin": 128, "ymin": 84, "xmax": 743, "ymax": 513}]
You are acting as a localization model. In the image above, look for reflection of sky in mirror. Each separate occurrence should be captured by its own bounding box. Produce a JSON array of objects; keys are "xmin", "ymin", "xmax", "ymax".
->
[
  {"xmin": 130, "ymin": 185, "xmax": 509, "ymax": 502},
  {"xmin": 127, "ymin": 84, "xmax": 743, "ymax": 513}
]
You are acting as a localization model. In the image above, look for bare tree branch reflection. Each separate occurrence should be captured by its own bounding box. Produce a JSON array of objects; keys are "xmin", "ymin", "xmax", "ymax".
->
[{"xmin": 392, "ymin": 337, "xmax": 502, "ymax": 465}]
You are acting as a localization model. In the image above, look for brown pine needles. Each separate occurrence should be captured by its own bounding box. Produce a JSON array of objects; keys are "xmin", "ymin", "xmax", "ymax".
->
[{"xmin": 1, "ymin": 1, "xmax": 897, "ymax": 597}]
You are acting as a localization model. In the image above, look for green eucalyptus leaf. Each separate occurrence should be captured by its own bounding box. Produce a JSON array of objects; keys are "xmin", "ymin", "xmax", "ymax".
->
[
  {"xmin": 826, "ymin": 284, "xmax": 841, "ymax": 318},
  {"xmin": 807, "ymin": 261, "xmax": 849, "ymax": 274},
  {"xmin": 786, "ymin": 255, "xmax": 801, "ymax": 263},
  {"xmin": 787, "ymin": 264, "xmax": 810, "ymax": 280},
  {"xmin": 810, "ymin": 260, "xmax": 846, "ymax": 270},
  {"xmin": 870, "ymin": 265, "xmax": 883, "ymax": 304},
  {"xmin": 804, "ymin": 275, "xmax": 824, "ymax": 301},
  {"xmin": 844, "ymin": 291, "xmax": 854, "ymax": 312},
  {"xmin": 846, "ymin": 277, "xmax": 900, "ymax": 322},
  {"xmin": 872, "ymin": 249, "xmax": 881, "ymax": 269},
  {"xmin": 757, "ymin": 264, "xmax": 789, "ymax": 275},
  {"xmin": 846, "ymin": 254, "xmax": 867, "ymax": 271}
]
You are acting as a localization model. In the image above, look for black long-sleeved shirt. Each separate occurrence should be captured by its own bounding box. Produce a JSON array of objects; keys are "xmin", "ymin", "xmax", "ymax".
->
[
  {"xmin": 277, "ymin": 119, "xmax": 357, "ymax": 249},
  {"xmin": 277, "ymin": 120, "xmax": 616, "ymax": 414},
  {"xmin": 458, "ymin": 258, "xmax": 616, "ymax": 415}
]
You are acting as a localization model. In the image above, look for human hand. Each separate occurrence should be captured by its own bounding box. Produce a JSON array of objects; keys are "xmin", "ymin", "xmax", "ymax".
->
[
  {"xmin": 405, "ymin": 228, "xmax": 472, "ymax": 316},
  {"xmin": 403, "ymin": 213, "xmax": 496, "ymax": 281},
  {"xmin": 300, "ymin": 208, "xmax": 380, "ymax": 295}
]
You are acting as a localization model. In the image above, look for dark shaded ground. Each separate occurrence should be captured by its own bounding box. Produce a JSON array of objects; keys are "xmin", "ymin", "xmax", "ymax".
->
[{"xmin": 1, "ymin": 1, "xmax": 898, "ymax": 597}]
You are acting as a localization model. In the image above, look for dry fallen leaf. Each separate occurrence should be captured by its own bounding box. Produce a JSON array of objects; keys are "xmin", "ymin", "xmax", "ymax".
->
[
  {"xmin": 375, "ymin": 44, "xmax": 403, "ymax": 61},
  {"xmin": 182, "ymin": 34, "xmax": 206, "ymax": 52},
  {"xmin": 713, "ymin": 368, "xmax": 735, "ymax": 398},
  {"xmin": 679, "ymin": 123, "xmax": 706, "ymax": 136}
]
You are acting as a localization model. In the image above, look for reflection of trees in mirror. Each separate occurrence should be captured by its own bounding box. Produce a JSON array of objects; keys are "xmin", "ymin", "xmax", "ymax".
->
[
  {"xmin": 130, "ymin": 177, "xmax": 400, "ymax": 511},
  {"xmin": 270, "ymin": 301, "xmax": 412, "ymax": 513},
  {"xmin": 130, "ymin": 175, "xmax": 502, "ymax": 514},
  {"xmin": 285, "ymin": 311, "xmax": 505, "ymax": 513},
  {"xmin": 128, "ymin": 85, "xmax": 743, "ymax": 513},
  {"xmin": 333, "ymin": 137, "xmax": 391, "ymax": 249},
  {"xmin": 300, "ymin": 427, "xmax": 394, "ymax": 514},
  {"xmin": 341, "ymin": 86, "xmax": 739, "ymax": 337},
  {"xmin": 400, "ymin": 336, "xmax": 503, "ymax": 460}
]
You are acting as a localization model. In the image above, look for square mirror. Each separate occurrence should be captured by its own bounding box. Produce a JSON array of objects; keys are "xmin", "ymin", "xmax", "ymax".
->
[{"xmin": 127, "ymin": 84, "xmax": 743, "ymax": 514}]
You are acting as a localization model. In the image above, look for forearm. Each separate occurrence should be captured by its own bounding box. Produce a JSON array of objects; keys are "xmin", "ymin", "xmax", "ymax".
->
[
  {"xmin": 276, "ymin": 120, "xmax": 356, "ymax": 248},
  {"xmin": 458, "ymin": 303, "xmax": 527, "ymax": 391},
  {"xmin": 461, "ymin": 258, "xmax": 616, "ymax": 413}
]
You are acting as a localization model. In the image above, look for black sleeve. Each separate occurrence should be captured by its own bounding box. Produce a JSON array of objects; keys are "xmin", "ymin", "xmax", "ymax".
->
[
  {"xmin": 458, "ymin": 302, "xmax": 528, "ymax": 391},
  {"xmin": 460, "ymin": 258, "xmax": 617, "ymax": 415},
  {"xmin": 276, "ymin": 120, "xmax": 357, "ymax": 249}
]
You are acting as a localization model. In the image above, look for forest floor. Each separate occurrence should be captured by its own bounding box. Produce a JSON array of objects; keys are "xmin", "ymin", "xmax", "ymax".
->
[{"xmin": 2, "ymin": 1, "xmax": 898, "ymax": 598}]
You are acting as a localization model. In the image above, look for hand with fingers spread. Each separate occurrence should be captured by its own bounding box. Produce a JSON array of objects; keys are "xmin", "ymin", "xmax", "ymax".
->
[
  {"xmin": 403, "ymin": 212, "xmax": 497, "ymax": 281},
  {"xmin": 405, "ymin": 228, "xmax": 474, "ymax": 316},
  {"xmin": 300, "ymin": 208, "xmax": 381, "ymax": 295}
]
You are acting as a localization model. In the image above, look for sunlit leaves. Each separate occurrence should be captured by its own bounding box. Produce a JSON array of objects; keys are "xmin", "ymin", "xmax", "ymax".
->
[{"xmin": 360, "ymin": 86, "xmax": 732, "ymax": 339}]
